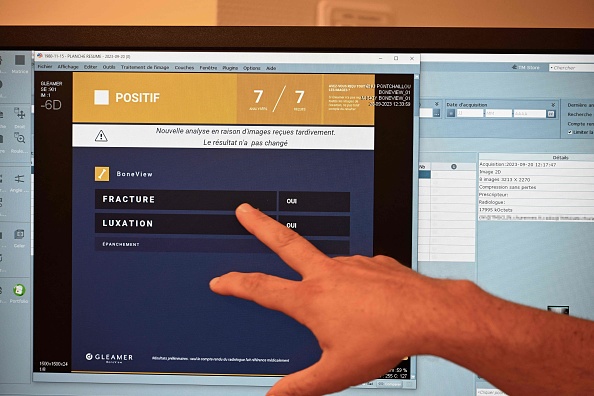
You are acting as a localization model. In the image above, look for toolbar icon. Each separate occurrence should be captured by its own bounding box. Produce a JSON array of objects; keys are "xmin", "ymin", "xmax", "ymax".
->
[
  {"xmin": 0, "ymin": 135, "xmax": 3, "ymax": 143},
  {"xmin": 95, "ymin": 166, "xmax": 110, "ymax": 182},
  {"xmin": 15, "ymin": 107, "xmax": 26, "ymax": 119},
  {"xmin": 14, "ymin": 229, "xmax": 25, "ymax": 239},
  {"xmin": 13, "ymin": 284, "xmax": 25, "ymax": 297},
  {"xmin": 15, "ymin": 55, "xmax": 25, "ymax": 66},
  {"xmin": 15, "ymin": 175, "xmax": 24, "ymax": 183},
  {"xmin": 14, "ymin": 132, "xmax": 25, "ymax": 143}
]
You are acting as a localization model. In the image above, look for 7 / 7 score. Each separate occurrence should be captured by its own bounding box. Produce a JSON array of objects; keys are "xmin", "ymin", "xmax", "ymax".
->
[{"xmin": 254, "ymin": 88, "xmax": 305, "ymax": 108}]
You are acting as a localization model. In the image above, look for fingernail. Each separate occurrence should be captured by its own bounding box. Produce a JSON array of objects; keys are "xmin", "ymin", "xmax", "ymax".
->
[
  {"xmin": 237, "ymin": 203, "xmax": 254, "ymax": 213},
  {"xmin": 209, "ymin": 277, "xmax": 220, "ymax": 287}
]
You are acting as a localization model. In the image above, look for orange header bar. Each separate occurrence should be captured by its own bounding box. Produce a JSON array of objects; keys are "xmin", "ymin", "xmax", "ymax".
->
[{"xmin": 72, "ymin": 73, "xmax": 375, "ymax": 125}]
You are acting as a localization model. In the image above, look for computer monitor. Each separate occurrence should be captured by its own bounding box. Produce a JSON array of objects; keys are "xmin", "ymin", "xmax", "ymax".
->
[{"xmin": 0, "ymin": 26, "xmax": 593, "ymax": 396}]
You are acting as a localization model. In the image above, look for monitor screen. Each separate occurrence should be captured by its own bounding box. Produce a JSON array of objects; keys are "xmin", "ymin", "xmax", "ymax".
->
[{"xmin": 0, "ymin": 26, "xmax": 593, "ymax": 396}]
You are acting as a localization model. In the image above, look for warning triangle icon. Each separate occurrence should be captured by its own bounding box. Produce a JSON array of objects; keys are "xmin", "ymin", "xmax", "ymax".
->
[{"xmin": 95, "ymin": 130, "xmax": 108, "ymax": 142}]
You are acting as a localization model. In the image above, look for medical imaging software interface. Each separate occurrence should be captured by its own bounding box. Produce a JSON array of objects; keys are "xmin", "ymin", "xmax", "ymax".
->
[{"xmin": 0, "ymin": 47, "xmax": 593, "ymax": 396}]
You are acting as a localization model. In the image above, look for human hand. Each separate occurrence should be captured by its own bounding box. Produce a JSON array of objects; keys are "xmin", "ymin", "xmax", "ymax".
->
[{"xmin": 210, "ymin": 203, "xmax": 459, "ymax": 396}]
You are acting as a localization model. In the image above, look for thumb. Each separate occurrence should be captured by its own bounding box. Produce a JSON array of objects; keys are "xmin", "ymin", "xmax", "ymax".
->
[{"xmin": 266, "ymin": 353, "xmax": 365, "ymax": 396}]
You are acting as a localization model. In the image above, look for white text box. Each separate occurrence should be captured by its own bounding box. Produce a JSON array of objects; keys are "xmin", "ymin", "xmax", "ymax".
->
[
  {"xmin": 513, "ymin": 109, "xmax": 546, "ymax": 118},
  {"xmin": 457, "ymin": 109, "xmax": 484, "ymax": 118},
  {"xmin": 485, "ymin": 109, "xmax": 512, "ymax": 118}
]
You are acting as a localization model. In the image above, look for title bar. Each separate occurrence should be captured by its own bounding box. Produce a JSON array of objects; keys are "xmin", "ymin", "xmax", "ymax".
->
[{"xmin": 35, "ymin": 51, "xmax": 420, "ymax": 65}]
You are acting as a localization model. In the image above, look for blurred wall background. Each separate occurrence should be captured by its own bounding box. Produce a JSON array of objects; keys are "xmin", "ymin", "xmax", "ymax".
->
[{"xmin": 2, "ymin": 0, "xmax": 594, "ymax": 27}]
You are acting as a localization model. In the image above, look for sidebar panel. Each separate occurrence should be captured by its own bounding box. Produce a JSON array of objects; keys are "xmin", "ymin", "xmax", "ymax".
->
[
  {"xmin": 33, "ymin": 72, "xmax": 73, "ymax": 373},
  {"xmin": 0, "ymin": 50, "xmax": 33, "ymax": 385}
]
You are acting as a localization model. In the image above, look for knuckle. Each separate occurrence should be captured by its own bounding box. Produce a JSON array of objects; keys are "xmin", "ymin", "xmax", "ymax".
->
[
  {"xmin": 373, "ymin": 254, "xmax": 397, "ymax": 265},
  {"xmin": 373, "ymin": 254, "xmax": 390, "ymax": 261},
  {"xmin": 272, "ymin": 226, "xmax": 303, "ymax": 249}
]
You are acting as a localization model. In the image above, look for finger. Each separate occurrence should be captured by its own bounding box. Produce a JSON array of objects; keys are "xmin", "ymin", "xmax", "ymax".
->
[
  {"xmin": 266, "ymin": 353, "xmax": 377, "ymax": 396},
  {"xmin": 210, "ymin": 272, "xmax": 298, "ymax": 313},
  {"xmin": 236, "ymin": 203, "xmax": 328, "ymax": 275},
  {"xmin": 266, "ymin": 355, "xmax": 342, "ymax": 396}
]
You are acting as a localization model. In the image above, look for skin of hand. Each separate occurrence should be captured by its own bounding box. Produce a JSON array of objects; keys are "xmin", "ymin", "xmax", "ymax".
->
[
  {"xmin": 209, "ymin": 203, "xmax": 476, "ymax": 396},
  {"xmin": 210, "ymin": 203, "xmax": 594, "ymax": 396}
]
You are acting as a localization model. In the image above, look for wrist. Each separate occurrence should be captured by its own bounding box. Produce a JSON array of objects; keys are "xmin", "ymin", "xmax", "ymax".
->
[{"xmin": 413, "ymin": 278, "xmax": 487, "ymax": 359}]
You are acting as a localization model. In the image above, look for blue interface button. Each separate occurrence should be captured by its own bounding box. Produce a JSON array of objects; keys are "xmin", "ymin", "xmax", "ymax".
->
[
  {"xmin": 447, "ymin": 108, "xmax": 456, "ymax": 117},
  {"xmin": 419, "ymin": 170, "xmax": 431, "ymax": 179}
]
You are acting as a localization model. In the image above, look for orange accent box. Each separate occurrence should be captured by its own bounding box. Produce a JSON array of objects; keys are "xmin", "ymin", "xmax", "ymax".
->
[
  {"xmin": 73, "ymin": 73, "xmax": 237, "ymax": 124},
  {"xmin": 94, "ymin": 166, "xmax": 110, "ymax": 182},
  {"xmin": 323, "ymin": 74, "xmax": 375, "ymax": 126}
]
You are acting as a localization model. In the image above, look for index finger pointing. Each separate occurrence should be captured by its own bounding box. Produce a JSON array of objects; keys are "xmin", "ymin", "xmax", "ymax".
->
[{"xmin": 236, "ymin": 203, "xmax": 328, "ymax": 276}]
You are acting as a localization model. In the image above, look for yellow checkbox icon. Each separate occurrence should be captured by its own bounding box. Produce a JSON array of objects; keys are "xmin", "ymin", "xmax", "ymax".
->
[{"xmin": 95, "ymin": 166, "xmax": 110, "ymax": 182}]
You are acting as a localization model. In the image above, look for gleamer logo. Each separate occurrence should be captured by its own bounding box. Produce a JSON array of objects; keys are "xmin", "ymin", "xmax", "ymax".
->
[
  {"xmin": 94, "ymin": 90, "xmax": 110, "ymax": 105},
  {"xmin": 85, "ymin": 352, "xmax": 133, "ymax": 364}
]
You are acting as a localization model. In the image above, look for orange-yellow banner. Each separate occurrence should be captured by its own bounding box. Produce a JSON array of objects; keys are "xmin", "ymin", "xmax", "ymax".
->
[{"xmin": 72, "ymin": 73, "xmax": 375, "ymax": 125}]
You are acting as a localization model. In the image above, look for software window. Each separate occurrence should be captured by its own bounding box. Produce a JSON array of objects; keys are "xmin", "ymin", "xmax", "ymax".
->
[{"xmin": 27, "ymin": 50, "xmax": 419, "ymax": 390}]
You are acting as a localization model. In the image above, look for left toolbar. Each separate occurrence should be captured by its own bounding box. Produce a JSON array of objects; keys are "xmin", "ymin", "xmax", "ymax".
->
[{"xmin": 0, "ymin": 50, "xmax": 33, "ymax": 384}]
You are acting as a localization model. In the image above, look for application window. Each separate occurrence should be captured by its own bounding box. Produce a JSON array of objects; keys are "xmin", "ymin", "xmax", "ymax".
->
[{"xmin": 28, "ymin": 51, "xmax": 420, "ymax": 390}]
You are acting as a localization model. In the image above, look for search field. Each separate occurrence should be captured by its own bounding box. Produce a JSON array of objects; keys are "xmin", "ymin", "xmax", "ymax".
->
[{"xmin": 549, "ymin": 64, "xmax": 594, "ymax": 72}]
